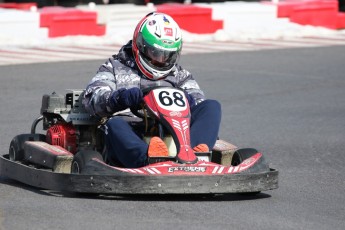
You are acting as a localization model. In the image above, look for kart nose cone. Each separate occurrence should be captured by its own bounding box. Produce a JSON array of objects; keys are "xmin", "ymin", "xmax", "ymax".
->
[{"xmin": 176, "ymin": 145, "xmax": 197, "ymax": 164}]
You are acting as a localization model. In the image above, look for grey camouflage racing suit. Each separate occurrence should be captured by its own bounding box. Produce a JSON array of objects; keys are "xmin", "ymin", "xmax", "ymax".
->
[{"xmin": 83, "ymin": 41, "xmax": 205, "ymax": 118}]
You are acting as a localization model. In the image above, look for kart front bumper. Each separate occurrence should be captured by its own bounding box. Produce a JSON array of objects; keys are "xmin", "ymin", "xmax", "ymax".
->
[{"xmin": 0, "ymin": 154, "xmax": 278, "ymax": 195}]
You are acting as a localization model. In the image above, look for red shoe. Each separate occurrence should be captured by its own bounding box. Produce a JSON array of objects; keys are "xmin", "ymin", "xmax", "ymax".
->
[
  {"xmin": 193, "ymin": 144, "xmax": 209, "ymax": 153},
  {"xmin": 148, "ymin": 137, "xmax": 169, "ymax": 157}
]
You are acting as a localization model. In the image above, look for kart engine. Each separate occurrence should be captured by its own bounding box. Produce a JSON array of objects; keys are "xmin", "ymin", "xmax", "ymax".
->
[
  {"xmin": 46, "ymin": 123, "xmax": 77, "ymax": 154},
  {"xmin": 41, "ymin": 90, "xmax": 101, "ymax": 154}
]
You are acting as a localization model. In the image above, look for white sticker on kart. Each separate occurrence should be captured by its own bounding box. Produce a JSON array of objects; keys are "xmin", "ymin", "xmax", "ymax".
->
[{"xmin": 153, "ymin": 88, "xmax": 187, "ymax": 112}]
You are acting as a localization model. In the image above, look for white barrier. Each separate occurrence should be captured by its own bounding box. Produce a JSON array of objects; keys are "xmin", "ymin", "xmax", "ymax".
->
[{"xmin": 0, "ymin": 9, "xmax": 48, "ymax": 46}]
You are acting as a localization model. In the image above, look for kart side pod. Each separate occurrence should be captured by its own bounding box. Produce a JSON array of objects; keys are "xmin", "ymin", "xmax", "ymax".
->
[{"xmin": 24, "ymin": 141, "xmax": 73, "ymax": 173}]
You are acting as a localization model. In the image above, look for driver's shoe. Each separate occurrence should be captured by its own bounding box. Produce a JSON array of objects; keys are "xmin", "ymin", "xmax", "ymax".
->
[
  {"xmin": 193, "ymin": 144, "xmax": 209, "ymax": 153},
  {"xmin": 148, "ymin": 137, "xmax": 169, "ymax": 157}
]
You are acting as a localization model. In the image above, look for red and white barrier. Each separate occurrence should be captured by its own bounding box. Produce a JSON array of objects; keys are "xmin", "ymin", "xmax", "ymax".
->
[
  {"xmin": 0, "ymin": 1, "xmax": 344, "ymax": 46},
  {"xmin": 39, "ymin": 7, "xmax": 105, "ymax": 37},
  {"xmin": 156, "ymin": 3, "xmax": 223, "ymax": 34},
  {"xmin": 264, "ymin": 0, "xmax": 345, "ymax": 30}
]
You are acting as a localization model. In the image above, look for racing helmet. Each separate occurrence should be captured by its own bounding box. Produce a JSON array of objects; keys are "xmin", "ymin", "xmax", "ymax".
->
[{"xmin": 132, "ymin": 12, "xmax": 183, "ymax": 80}]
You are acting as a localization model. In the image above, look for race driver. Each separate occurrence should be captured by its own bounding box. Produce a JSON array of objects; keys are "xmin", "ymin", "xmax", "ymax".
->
[{"xmin": 83, "ymin": 12, "xmax": 221, "ymax": 168}]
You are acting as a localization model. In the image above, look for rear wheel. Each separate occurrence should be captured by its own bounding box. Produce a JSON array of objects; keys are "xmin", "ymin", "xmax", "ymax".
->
[
  {"xmin": 71, "ymin": 150, "xmax": 103, "ymax": 174},
  {"xmin": 9, "ymin": 134, "xmax": 46, "ymax": 161}
]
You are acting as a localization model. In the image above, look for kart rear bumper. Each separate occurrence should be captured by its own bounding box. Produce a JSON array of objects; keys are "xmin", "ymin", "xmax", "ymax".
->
[{"xmin": 0, "ymin": 154, "xmax": 278, "ymax": 194}]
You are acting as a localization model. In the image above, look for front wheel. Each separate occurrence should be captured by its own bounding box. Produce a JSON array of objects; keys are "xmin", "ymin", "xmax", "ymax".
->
[
  {"xmin": 71, "ymin": 150, "xmax": 103, "ymax": 174},
  {"xmin": 231, "ymin": 148, "xmax": 270, "ymax": 195},
  {"xmin": 231, "ymin": 148, "xmax": 270, "ymax": 173}
]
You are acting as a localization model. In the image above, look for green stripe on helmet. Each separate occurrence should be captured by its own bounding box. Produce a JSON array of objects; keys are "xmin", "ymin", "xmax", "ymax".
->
[{"xmin": 141, "ymin": 22, "xmax": 182, "ymax": 51}]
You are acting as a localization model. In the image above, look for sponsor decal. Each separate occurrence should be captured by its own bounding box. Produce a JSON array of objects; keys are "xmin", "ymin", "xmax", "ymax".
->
[
  {"xmin": 169, "ymin": 111, "xmax": 182, "ymax": 117},
  {"xmin": 162, "ymin": 40, "xmax": 173, "ymax": 45},
  {"xmin": 148, "ymin": 20, "xmax": 156, "ymax": 26},
  {"xmin": 163, "ymin": 16, "xmax": 170, "ymax": 25},
  {"xmin": 164, "ymin": 27, "xmax": 173, "ymax": 36},
  {"xmin": 168, "ymin": 166, "xmax": 206, "ymax": 173}
]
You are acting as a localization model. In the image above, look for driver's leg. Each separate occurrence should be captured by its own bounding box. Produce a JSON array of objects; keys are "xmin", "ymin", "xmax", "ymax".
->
[
  {"xmin": 105, "ymin": 117, "xmax": 148, "ymax": 168},
  {"xmin": 190, "ymin": 99, "xmax": 221, "ymax": 150}
]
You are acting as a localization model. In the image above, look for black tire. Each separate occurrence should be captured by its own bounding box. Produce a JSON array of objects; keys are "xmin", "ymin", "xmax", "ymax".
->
[
  {"xmin": 9, "ymin": 134, "xmax": 46, "ymax": 161},
  {"xmin": 231, "ymin": 148, "xmax": 270, "ymax": 195},
  {"xmin": 231, "ymin": 148, "xmax": 269, "ymax": 173},
  {"xmin": 71, "ymin": 150, "xmax": 103, "ymax": 174}
]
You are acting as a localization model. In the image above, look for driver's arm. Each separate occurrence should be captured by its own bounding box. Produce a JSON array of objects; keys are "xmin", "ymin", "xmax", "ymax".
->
[
  {"xmin": 83, "ymin": 71, "xmax": 119, "ymax": 118},
  {"xmin": 83, "ymin": 59, "xmax": 142, "ymax": 118},
  {"xmin": 175, "ymin": 65, "xmax": 206, "ymax": 105}
]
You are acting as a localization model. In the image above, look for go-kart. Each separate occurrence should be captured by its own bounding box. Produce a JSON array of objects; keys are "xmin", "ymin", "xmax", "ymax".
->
[{"xmin": 0, "ymin": 87, "xmax": 278, "ymax": 195}]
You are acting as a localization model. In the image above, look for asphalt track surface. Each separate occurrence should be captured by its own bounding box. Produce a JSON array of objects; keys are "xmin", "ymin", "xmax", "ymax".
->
[{"xmin": 0, "ymin": 45, "xmax": 344, "ymax": 230}]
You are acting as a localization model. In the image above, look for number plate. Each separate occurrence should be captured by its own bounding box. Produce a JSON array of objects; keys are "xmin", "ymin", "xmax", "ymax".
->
[{"xmin": 153, "ymin": 88, "xmax": 187, "ymax": 112}]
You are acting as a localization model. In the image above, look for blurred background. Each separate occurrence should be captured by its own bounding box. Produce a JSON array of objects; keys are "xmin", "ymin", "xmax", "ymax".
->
[
  {"xmin": 0, "ymin": 0, "xmax": 344, "ymax": 11},
  {"xmin": 0, "ymin": 0, "xmax": 258, "ymax": 8}
]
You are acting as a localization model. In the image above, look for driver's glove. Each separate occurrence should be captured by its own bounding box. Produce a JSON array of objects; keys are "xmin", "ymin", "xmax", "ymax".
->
[{"xmin": 111, "ymin": 87, "xmax": 143, "ymax": 111}]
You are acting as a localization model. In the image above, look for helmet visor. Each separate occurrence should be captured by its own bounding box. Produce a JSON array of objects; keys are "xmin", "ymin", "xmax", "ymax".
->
[{"xmin": 136, "ymin": 34, "xmax": 181, "ymax": 71}]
